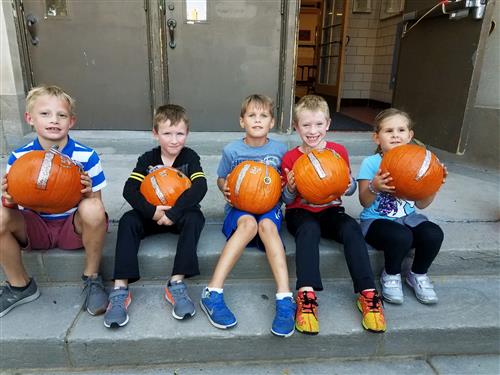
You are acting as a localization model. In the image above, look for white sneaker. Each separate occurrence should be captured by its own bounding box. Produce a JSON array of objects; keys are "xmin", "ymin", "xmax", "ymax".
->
[
  {"xmin": 406, "ymin": 272, "xmax": 438, "ymax": 304},
  {"xmin": 380, "ymin": 269, "xmax": 404, "ymax": 304}
]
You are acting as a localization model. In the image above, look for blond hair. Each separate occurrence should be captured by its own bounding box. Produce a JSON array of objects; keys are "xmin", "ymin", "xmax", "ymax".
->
[
  {"xmin": 374, "ymin": 108, "xmax": 413, "ymax": 154},
  {"xmin": 26, "ymin": 85, "xmax": 76, "ymax": 116},
  {"xmin": 240, "ymin": 94, "xmax": 274, "ymax": 118},
  {"xmin": 153, "ymin": 104, "xmax": 190, "ymax": 132},
  {"xmin": 293, "ymin": 95, "xmax": 330, "ymax": 123}
]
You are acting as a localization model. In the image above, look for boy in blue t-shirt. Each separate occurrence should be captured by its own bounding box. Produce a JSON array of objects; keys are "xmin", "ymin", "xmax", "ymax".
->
[
  {"xmin": 200, "ymin": 94, "xmax": 296, "ymax": 337},
  {"xmin": 1, "ymin": 85, "xmax": 108, "ymax": 318}
]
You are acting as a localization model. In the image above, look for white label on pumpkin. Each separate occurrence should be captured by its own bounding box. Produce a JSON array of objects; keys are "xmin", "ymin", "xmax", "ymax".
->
[
  {"xmin": 151, "ymin": 176, "xmax": 167, "ymax": 204},
  {"xmin": 415, "ymin": 150, "xmax": 431, "ymax": 181},
  {"xmin": 37, "ymin": 152, "xmax": 55, "ymax": 190},
  {"xmin": 235, "ymin": 163, "xmax": 251, "ymax": 196},
  {"xmin": 308, "ymin": 152, "xmax": 326, "ymax": 179}
]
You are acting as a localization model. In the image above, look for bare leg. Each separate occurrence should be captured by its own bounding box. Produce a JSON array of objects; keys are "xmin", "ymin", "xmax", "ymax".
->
[
  {"xmin": 258, "ymin": 219, "xmax": 290, "ymax": 293},
  {"xmin": 208, "ymin": 215, "xmax": 257, "ymax": 289},
  {"xmin": 74, "ymin": 197, "xmax": 107, "ymax": 276},
  {"xmin": 0, "ymin": 206, "xmax": 30, "ymax": 287}
]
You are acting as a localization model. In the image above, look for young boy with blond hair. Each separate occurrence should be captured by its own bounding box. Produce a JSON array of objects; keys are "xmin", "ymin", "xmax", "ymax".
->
[
  {"xmin": 1, "ymin": 85, "xmax": 108, "ymax": 318},
  {"xmin": 282, "ymin": 95, "xmax": 386, "ymax": 334},
  {"xmin": 104, "ymin": 104, "xmax": 207, "ymax": 328},
  {"xmin": 200, "ymin": 94, "xmax": 296, "ymax": 337}
]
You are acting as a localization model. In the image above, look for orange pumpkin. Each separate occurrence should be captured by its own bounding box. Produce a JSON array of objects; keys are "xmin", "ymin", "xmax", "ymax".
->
[
  {"xmin": 380, "ymin": 144, "xmax": 444, "ymax": 201},
  {"xmin": 226, "ymin": 160, "xmax": 282, "ymax": 214},
  {"xmin": 7, "ymin": 150, "xmax": 83, "ymax": 213},
  {"xmin": 140, "ymin": 166, "xmax": 192, "ymax": 206},
  {"xmin": 292, "ymin": 149, "xmax": 350, "ymax": 205}
]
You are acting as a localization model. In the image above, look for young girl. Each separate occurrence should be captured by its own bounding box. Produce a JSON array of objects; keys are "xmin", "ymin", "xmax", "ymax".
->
[{"xmin": 357, "ymin": 108, "xmax": 446, "ymax": 305}]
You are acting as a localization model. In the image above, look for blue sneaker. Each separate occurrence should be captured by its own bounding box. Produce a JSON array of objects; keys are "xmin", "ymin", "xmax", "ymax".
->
[
  {"xmin": 200, "ymin": 288, "xmax": 237, "ymax": 329},
  {"xmin": 271, "ymin": 296, "xmax": 296, "ymax": 337}
]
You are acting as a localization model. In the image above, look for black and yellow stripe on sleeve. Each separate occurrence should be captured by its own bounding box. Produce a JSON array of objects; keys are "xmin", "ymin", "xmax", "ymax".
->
[
  {"xmin": 190, "ymin": 171, "xmax": 205, "ymax": 182},
  {"xmin": 129, "ymin": 172, "xmax": 145, "ymax": 183}
]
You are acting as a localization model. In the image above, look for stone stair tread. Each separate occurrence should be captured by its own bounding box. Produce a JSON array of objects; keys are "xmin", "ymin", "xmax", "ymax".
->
[
  {"xmin": 1, "ymin": 277, "xmax": 498, "ymax": 369},
  {"xmin": 6, "ymin": 221, "xmax": 498, "ymax": 283},
  {"xmin": 11, "ymin": 355, "xmax": 500, "ymax": 375}
]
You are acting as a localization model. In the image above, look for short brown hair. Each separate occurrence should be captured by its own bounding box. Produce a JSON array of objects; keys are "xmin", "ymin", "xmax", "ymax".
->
[
  {"xmin": 293, "ymin": 95, "xmax": 330, "ymax": 123},
  {"xmin": 153, "ymin": 104, "xmax": 189, "ymax": 131},
  {"xmin": 26, "ymin": 85, "xmax": 76, "ymax": 116},
  {"xmin": 240, "ymin": 94, "xmax": 274, "ymax": 118}
]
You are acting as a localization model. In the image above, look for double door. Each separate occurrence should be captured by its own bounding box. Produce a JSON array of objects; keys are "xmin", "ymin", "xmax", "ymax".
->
[{"xmin": 15, "ymin": 0, "xmax": 284, "ymax": 131}]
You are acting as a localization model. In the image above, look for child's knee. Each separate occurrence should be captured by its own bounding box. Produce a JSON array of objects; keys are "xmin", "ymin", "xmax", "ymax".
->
[
  {"xmin": 258, "ymin": 218, "xmax": 278, "ymax": 237},
  {"xmin": 236, "ymin": 216, "xmax": 258, "ymax": 236},
  {"xmin": 0, "ymin": 205, "xmax": 20, "ymax": 234},
  {"xmin": 77, "ymin": 197, "xmax": 106, "ymax": 223}
]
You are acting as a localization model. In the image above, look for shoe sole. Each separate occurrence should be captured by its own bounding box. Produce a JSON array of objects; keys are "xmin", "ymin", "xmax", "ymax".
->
[
  {"xmin": 295, "ymin": 327, "xmax": 319, "ymax": 335},
  {"xmin": 199, "ymin": 300, "xmax": 237, "ymax": 329},
  {"xmin": 0, "ymin": 289, "xmax": 41, "ymax": 318},
  {"xmin": 164, "ymin": 291, "xmax": 195, "ymax": 320},
  {"xmin": 104, "ymin": 314, "xmax": 129, "ymax": 328},
  {"xmin": 405, "ymin": 279, "xmax": 438, "ymax": 305},
  {"xmin": 271, "ymin": 328, "xmax": 294, "ymax": 338},
  {"xmin": 87, "ymin": 305, "xmax": 107, "ymax": 316}
]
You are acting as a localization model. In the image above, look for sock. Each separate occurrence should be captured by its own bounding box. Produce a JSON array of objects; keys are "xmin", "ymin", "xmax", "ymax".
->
[
  {"xmin": 207, "ymin": 287, "xmax": 223, "ymax": 294},
  {"xmin": 9, "ymin": 279, "xmax": 32, "ymax": 292},
  {"xmin": 114, "ymin": 286, "xmax": 128, "ymax": 290},
  {"xmin": 276, "ymin": 292, "xmax": 293, "ymax": 300},
  {"xmin": 169, "ymin": 279, "xmax": 183, "ymax": 286}
]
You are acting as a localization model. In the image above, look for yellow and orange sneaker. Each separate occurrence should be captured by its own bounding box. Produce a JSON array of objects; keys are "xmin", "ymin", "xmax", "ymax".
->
[
  {"xmin": 295, "ymin": 291, "xmax": 319, "ymax": 335},
  {"xmin": 357, "ymin": 289, "xmax": 386, "ymax": 333}
]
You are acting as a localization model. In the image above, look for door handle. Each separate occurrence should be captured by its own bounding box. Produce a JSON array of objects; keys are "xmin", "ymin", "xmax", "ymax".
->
[
  {"xmin": 26, "ymin": 14, "xmax": 39, "ymax": 46},
  {"xmin": 167, "ymin": 18, "xmax": 176, "ymax": 49}
]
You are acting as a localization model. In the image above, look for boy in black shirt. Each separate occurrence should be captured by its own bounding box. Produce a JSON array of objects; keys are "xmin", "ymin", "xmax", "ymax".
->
[{"xmin": 104, "ymin": 104, "xmax": 207, "ymax": 328}]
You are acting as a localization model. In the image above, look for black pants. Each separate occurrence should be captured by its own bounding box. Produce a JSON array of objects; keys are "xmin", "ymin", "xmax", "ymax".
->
[
  {"xmin": 365, "ymin": 219, "xmax": 443, "ymax": 275},
  {"xmin": 286, "ymin": 207, "xmax": 375, "ymax": 293},
  {"xmin": 113, "ymin": 208, "xmax": 205, "ymax": 283}
]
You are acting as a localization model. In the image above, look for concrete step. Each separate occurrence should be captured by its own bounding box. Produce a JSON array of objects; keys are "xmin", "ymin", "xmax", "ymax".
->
[
  {"xmin": 5, "ymin": 221, "xmax": 498, "ymax": 283},
  {"xmin": 5, "ymin": 355, "xmax": 500, "ymax": 375},
  {"xmin": 1, "ymin": 277, "xmax": 498, "ymax": 369}
]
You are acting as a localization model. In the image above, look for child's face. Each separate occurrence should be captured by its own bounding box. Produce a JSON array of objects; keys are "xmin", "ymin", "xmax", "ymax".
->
[
  {"xmin": 25, "ymin": 95, "xmax": 75, "ymax": 145},
  {"xmin": 153, "ymin": 119, "xmax": 188, "ymax": 158},
  {"xmin": 374, "ymin": 114, "xmax": 414, "ymax": 153},
  {"xmin": 294, "ymin": 110, "xmax": 330, "ymax": 149},
  {"xmin": 239, "ymin": 102, "xmax": 274, "ymax": 140}
]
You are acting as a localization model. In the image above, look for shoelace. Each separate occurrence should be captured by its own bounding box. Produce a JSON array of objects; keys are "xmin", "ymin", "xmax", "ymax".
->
[
  {"xmin": 108, "ymin": 291, "xmax": 128, "ymax": 311},
  {"xmin": 364, "ymin": 293, "xmax": 383, "ymax": 312},
  {"xmin": 81, "ymin": 277, "xmax": 104, "ymax": 308},
  {"xmin": 169, "ymin": 284, "xmax": 190, "ymax": 304},
  {"xmin": 299, "ymin": 292, "xmax": 318, "ymax": 315}
]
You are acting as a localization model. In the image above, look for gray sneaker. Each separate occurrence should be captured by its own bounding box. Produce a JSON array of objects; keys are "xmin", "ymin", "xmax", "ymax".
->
[
  {"xmin": 104, "ymin": 288, "xmax": 131, "ymax": 328},
  {"xmin": 0, "ymin": 278, "xmax": 40, "ymax": 318},
  {"xmin": 164, "ymin": 280, "xmax": 195, "ymax": 320},
  {"xmin": 82, "ymin": 274, "xmax": 108, "ymax": 315},
  {"xmin": 406, "ymin": 272, "xmax": 438, "ymax": 304},
  {"xmin": 380, "ymin": 269, "xmax": 404, "ymax": 304}
]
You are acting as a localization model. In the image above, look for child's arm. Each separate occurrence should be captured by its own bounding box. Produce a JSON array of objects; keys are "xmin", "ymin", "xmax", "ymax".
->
[
  {"xmin": 281, "ymin": 168, "xmax": 296, "ymax": 204},
  {"xmin": 123, "ymin": 153, "xmax": 158, "ymax": 220},
  {"xmin": 164, "ymin": 151, "xmax": 208, "ymax": 223},
  {"xmin": 217, "ymin": 177, "xmax": 231, "ymax": 203},
  {"xmin": 358, "ymin": 169, "xmax": 395, "ymax": 208},
  {"xmin": 1, "ymin": 176, "xmax": 17, "ymax": 209},
  {"xmin": 415, "ymin": 164, "xmax": 448, "ymax": 209}
]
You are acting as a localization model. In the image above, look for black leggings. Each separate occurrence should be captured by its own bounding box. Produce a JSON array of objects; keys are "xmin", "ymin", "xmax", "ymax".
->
[
  {"xmin": 286, "ymin": 207, "xmax": 375, "ymax": 293},
  {"xmin": 365, "ymin": 219, "xmax": 443, "ymax": 275},
  {"xmin": 113, "ymin": 208, "xmax": 205, "ymax": 283}
]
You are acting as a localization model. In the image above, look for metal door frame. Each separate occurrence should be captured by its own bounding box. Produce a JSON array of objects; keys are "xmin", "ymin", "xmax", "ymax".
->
[{"xmin": 12, "ymin": 0, "xmax": 163, "ymax": 115}]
